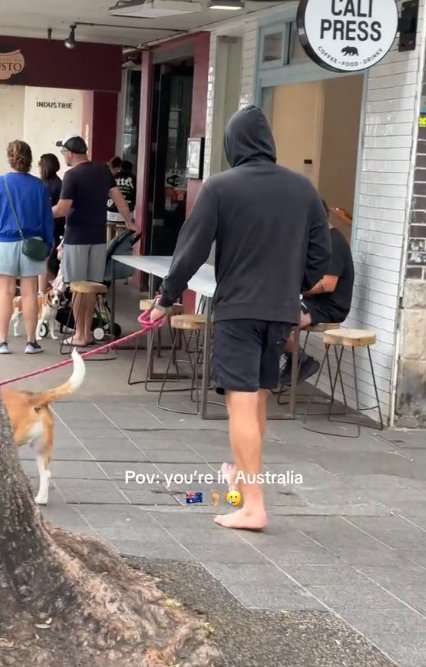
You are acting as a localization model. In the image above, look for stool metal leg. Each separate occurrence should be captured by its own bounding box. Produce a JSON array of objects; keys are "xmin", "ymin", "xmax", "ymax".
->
[
  {"xmin": 60, "ymin": 292, "xmax": 82, "ymax": 356},
  {"xmin": 157, "ymin": 329, "xmax": 200, "ymax": 415},
  {"xmin": 128, "ymin": 326, "xmax": 163, "ymax": 388},
  {"xmin": 85, "ymin": 295, "xmax": 117, "ymax": 361},
  {"xmin": 306, "ymin": 343, "xmax": 383, "ymax": 438},
  {"xmin": 334, "ymin": 346, "xmax": 348, "ymax": 414},
  {"xmin": 327, "ymin": 345, "xmax": 345, "ymax": 420},
  {"xmin": 351, "ymin": 346, "xmax": 362, "ymax": 438},
  {"xmin": 303, "ymin": 344, "xmax": 329, "ymax": 425},
  {"xmin": 368, "ymin": 346, "xmax": 384, "ymax": 430}
]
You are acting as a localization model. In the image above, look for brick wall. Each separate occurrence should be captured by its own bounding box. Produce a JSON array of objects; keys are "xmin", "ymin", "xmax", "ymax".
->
[
  {"xmin": 407, "ymin": 122, "xmax": 426, "ymax": 278},
  {"xmin": 396, "ymin": 18, "xmax": 426, "ymax": 426}
]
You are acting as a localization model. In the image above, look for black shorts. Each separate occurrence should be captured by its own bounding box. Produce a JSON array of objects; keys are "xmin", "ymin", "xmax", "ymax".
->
[
  {"xmin": 212, "ymin": 319, "xmax": 293, "ymax": 395},
  {"xmin": 301, "ymin": 298, "xmax": 345, "ymax": 326}
]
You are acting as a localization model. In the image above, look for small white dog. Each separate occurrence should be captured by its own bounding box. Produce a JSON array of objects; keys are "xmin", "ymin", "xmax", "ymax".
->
[{"xmin": 12, "ymin": 290, "xmax": 61, "ymax": 340}]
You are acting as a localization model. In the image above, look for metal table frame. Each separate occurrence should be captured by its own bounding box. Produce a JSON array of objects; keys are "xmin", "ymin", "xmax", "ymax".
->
[{"xmin": 110, "ymin": 255, "xmax": 299, "ymax": 421}]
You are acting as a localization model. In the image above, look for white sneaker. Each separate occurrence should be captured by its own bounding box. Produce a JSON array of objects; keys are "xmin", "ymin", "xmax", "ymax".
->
[
  {"xmin": 25, "ymin": 341, "xmax": 43, "ymax": 354},
  {"xmin": 0, "ymin": 341, "xmax": 10, "ymax": 354}
]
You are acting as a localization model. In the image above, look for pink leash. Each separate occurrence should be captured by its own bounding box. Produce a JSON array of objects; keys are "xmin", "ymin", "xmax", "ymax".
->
[{"xmin": 0, "ymin": 310, "xmax": 164, "ymax": 388}]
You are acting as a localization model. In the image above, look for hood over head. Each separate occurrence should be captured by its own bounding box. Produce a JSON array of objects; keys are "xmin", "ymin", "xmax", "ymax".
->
[{"xmin": 225, "ymin": 105, "xmax": 277, "ymax": 168}]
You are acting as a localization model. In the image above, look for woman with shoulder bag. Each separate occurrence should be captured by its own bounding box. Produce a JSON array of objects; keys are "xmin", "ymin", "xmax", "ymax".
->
[{"xmin": 0, "ymin": 140, "xmax": 54, "ymax": 354}]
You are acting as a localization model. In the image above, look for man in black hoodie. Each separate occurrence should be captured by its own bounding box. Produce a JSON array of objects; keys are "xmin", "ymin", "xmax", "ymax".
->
[{"xmin": 151, "ymin": 106, "xmax": 330, "ymax": 530}]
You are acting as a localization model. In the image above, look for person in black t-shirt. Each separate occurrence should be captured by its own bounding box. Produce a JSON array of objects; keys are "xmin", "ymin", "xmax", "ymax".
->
[
  {"xmin": 52, "ymin": 134, "xmax": 135, "ymax": 347},
  {"xmin": 107, "ymin": 160, "xmax": 136, "ymax": 223},
  {"xmin": 280, "ymin": 199, "xmax": 354, "ymax": 385},
  {"xmin": 39, "ymin": 153, "xmax": 64, "ymax": 290}
]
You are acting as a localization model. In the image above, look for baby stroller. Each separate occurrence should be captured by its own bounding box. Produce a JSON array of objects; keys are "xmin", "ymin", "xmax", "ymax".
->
[{"xmin": 39, "ymin": 230, "xmax": 141, "ymax": 341}]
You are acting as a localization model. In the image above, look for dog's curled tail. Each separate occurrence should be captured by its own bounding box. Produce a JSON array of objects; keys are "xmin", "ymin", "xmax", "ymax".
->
[{"xmin": 30, "ymin": 350, "xmax": 86, "ymax": 407}]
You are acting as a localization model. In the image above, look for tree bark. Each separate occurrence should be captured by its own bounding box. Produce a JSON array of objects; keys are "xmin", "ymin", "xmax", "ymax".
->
[{"xmin": 0, "ymin": 399, "xmax": 218, "ymax": 667}]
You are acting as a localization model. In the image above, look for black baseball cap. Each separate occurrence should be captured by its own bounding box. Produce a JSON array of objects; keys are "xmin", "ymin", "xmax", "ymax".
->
[{"xmin": 56, "ymin": 134, "xmax": 87, "ymax": 154}]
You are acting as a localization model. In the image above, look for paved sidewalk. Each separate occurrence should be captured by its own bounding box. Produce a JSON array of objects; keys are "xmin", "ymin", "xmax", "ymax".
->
[{"xmin": 18, "ymin": 394, "xmax": 426, "ymax": 667}]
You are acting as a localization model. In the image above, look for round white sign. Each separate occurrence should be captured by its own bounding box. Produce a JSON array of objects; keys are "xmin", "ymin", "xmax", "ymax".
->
[{"xmin": 297, "ymin": 0, "xmax": 399, "ymax": 73}]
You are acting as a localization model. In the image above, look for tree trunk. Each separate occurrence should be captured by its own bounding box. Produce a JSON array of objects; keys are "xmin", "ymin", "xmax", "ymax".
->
[{"xmin": 0, "ymin": 399, "xmax": 218, "ymax": 666}]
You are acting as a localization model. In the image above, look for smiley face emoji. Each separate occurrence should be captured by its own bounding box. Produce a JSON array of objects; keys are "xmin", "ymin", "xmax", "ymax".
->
[{"xmin": 226, "ymin": 490, "xmax": 242, "ymax": 507}]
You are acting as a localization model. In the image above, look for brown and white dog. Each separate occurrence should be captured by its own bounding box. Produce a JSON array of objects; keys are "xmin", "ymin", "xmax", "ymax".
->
[
  {"xmin": 2, "ymin": 350, "xmax": 86, "ymax": 505},
  {"xmin": 11, "ymin": 290, "xmax": 61, "ymax": 340}
]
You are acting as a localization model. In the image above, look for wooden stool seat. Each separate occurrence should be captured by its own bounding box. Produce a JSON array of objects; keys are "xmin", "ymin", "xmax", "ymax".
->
[
  {"xmin": 140, "ymin": 298, "xmax": 155, "ymax": 311},
  {"xmin": 305, "ymin": 323, "xmax": 341, "ymax": 333},
  {"xmin": 171, "ymin": 314, "xmax": 206, "ymax": 331},
  {"xmin": 70, "ymin": 281, "xmax": 107, "ymax": 295},
  {"xmin": 323, "ymin": 328, "xmax": 376, "ymax": 347}
]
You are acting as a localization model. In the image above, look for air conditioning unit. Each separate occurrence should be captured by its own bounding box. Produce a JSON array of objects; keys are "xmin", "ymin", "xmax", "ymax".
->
[{"xmin": 109, "ymin": 0, "xmax": 202, "ymax": 17}]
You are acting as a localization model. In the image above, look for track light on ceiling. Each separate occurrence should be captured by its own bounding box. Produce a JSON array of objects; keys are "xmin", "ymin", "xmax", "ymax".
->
[
  {"xmin": 65, "ymin": 25, "xmax": 77, "ymax": 49},
  {"xmin": 209, "ymin": 0, "xmax": 244, "ymax": 8}
]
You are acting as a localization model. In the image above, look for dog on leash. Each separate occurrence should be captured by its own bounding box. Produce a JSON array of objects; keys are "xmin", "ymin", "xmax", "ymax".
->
[
  {"xmin": 11, "ymin": 290, "xmax": 61, "ymax": 340},
  {"xmin": 2, "ymin": 350, "xmax": 86, "ymax": 505}
]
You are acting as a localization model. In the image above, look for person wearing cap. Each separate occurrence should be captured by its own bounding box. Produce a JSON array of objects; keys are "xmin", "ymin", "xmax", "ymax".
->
[{"xmin": 52, "ymin": 134, "xmax": 135, "ymax": 347}]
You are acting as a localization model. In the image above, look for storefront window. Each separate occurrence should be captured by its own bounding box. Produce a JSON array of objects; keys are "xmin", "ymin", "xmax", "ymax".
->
[
  {"xmin": 122, "ymin": 69, "xmax": 141, "ymax": 173},
  {"xmin": 266, "ymin": 76, "xmax": 364, "ymax": 245},
  {"xmin": 288, "ymin": 22, "xmax": 310, "ymax": 64},
  {"xmin": 262, "ymin": 31, "xmax": 284, "ymax": 63}
]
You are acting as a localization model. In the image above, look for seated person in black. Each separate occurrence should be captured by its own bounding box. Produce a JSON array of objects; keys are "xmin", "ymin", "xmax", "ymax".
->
[
  {"xmin": 107, "ymin": 160, "xmax": 136, "ymax": 223},
  {"xmin": 280, "ymin": 199, "xmax": 355, "ymax": 385}
]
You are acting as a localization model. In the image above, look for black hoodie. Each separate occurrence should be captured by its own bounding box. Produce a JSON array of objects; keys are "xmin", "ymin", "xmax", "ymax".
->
[{"xmin": 159, "ymin": 105, "xmax": 331, "ymax": 324}]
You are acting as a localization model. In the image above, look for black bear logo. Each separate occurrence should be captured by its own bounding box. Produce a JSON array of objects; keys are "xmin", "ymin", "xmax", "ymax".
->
[{"xmin": 342, "ymin": 46, "xmax": 359, "ymax": 56}]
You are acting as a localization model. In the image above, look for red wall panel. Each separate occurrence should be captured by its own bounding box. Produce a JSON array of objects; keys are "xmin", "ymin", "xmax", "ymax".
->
[
  {"xmin": 0, "ymin": 36, "xmax": 122, "ymax": 92},
  {"xmin": 91, "ymin": 91, "xmax": 119, "ymax": 164}
]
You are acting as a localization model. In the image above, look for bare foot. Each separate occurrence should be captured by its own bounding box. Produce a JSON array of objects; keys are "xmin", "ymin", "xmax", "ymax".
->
[{"xmin": 214, "ymin": 507, "xmax": 268, "ymax": 531}]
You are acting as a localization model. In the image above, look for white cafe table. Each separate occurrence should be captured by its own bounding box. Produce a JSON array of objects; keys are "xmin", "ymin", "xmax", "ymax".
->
[{"xmin": 110, "ymin": 255, "xmax": 298, "ymax": 420}]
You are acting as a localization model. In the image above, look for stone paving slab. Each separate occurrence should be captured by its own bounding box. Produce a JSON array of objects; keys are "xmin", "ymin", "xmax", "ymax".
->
[
  {"xmin": 378, "ymin": 430, "xmax": 426, "ymax": 449},
  {"xmin": 21, "ymin": 397, "xmax": 426, "ymax": 667},
  {"xmin": 204, "ymin": 561, "xmax": 328, "ymax": 612}
]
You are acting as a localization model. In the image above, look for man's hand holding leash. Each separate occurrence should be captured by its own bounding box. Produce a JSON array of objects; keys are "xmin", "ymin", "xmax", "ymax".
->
[{"xmin": 150, "ymin": 296, "xmax": 170, "ymax": 323}]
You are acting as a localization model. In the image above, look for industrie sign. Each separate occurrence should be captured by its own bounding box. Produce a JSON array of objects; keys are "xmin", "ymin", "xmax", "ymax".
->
[
  {"xmin": 0, "ymin": 50, "xmax": 25, "ymax": 81},
  {"xmin": 297, "ymin": 0, "xmax": 399, "ymax": 73}
]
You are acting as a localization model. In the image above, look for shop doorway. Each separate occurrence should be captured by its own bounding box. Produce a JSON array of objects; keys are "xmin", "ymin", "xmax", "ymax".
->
[
  {"xmin": 145, "ymin": 57, "xmax": 194, "ymax": 258},
  {"xmin": 263, "ymin": 74, "xmax": 364, "ymax": 243}
]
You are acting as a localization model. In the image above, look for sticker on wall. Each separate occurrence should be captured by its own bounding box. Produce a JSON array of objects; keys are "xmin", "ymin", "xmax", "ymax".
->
[
  {"xmin": 0, "ymin": 50, "xmax": 25, "ymax": 81},
  {"xmin": 297, "ymin": 0, "xmax": 399, "ymax": 73}
]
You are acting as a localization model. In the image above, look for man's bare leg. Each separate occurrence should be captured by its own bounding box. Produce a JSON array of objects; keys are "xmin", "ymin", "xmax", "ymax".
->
[
  {"xmin": 285, "ymin": 311, "xmax": 312, "ymax": 354},
  {"xmin": 83, "ymin": 293, "xmax": 97, "ymax": 343},
  {"xmin": 65, "ymin": 293, "xmax": 87, "ymax": 346},
  {"xmin": 221, "ymin": 388, "xmax": 268, "ymax": 491},
  {"xmin": 215, "ymin": 389, "xmax": 269, "ymax": 530}
]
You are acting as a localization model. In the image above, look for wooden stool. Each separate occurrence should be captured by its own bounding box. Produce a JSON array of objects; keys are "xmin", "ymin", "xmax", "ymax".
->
[
  {"xmin": 70, "ymin": 281, "xmax": 107, "ymax": 295},
  {"xmin": 157, "ymin": 314, "xmax": 207, "ymax": 415},
  {"xmin": 277, "ymin": 323, "xmax": 346, "ymax": 411},
  {"xmin": 60, "ymin": 281, "xmax": 113, "ymax": 357},
  {"xmin": 304, "ymin": 328, "xmax": 384, "ymax": 437},
  {"xmin": 127, "ymin": 299, "xmax": 183, "ymax": 389}
]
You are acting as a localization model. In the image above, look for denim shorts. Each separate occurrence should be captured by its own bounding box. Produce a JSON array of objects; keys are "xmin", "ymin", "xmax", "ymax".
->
[{"xmin": 0, "ymin": 240, "xmax": 46, "ymax": 278}]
